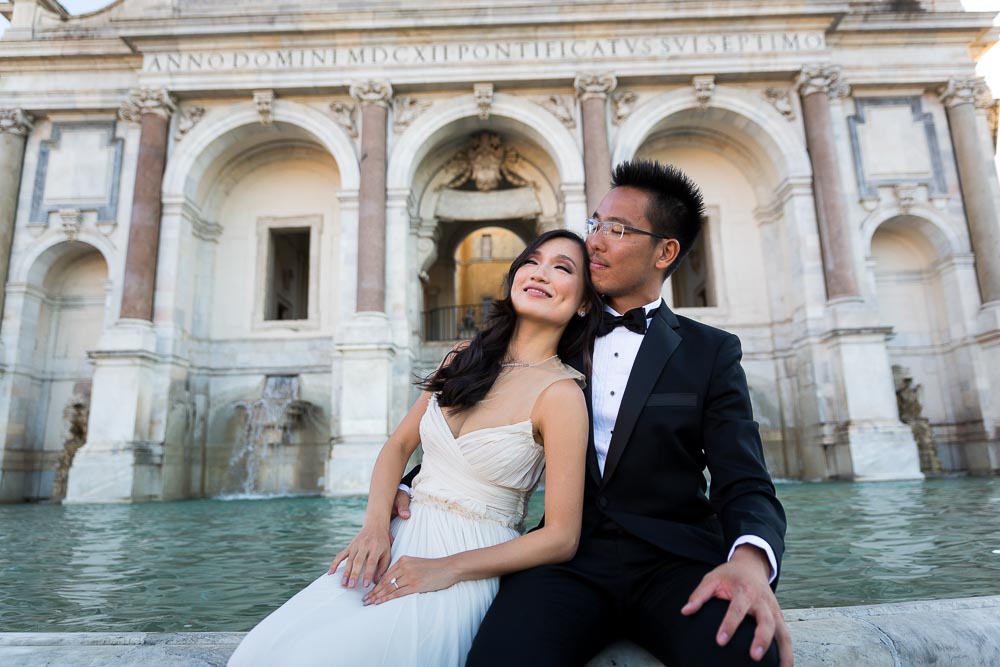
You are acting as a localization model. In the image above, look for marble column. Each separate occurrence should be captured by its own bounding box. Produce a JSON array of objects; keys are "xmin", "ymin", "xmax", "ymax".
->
[
  {"xmin": 118, "ymin": 89, "xmax": 176, "ymax": 321},
  {"xmin": 940, "ymin": 78, "xmax": 1000, "ymax": 305},
  {"xmin": 797, "ymin": 65, "xmax": 860, "ymax": 302},
  {"xmin": 0, "ymin": 109, "xmax": 33, "ymax": 323},
  {"xmin": 575, "ymin": 73, "xmax": 616, "ymax": 213},
  {"xmin": 350, "ymin": 80, "xmax": 392, "ymax": 313}
]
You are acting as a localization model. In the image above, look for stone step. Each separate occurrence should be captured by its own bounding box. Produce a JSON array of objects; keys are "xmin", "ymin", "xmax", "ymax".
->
[{"xmin": 2, "ymin": 595, "xmax": 998, "ymax": 666}]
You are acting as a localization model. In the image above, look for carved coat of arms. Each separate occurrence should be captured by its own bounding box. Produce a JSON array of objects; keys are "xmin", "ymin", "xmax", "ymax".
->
[{"xmin": 443, "ymin": 132, "xmax": 529, "ymax": 191}]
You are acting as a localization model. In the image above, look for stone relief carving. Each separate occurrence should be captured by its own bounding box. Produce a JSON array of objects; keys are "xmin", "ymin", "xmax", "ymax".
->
[
  {"xmin": 253, "ymin": 90, "xmax": 274, "ymax": 125},
  {"xmin": 764, "ymin": 87, "xmax": 796, "ymax": 121},
  {"xmin": 893, "ymin": 183, "xmax": 919, "ymax": 213},
  {"xmin": 119, "ymin": 88, "xmax": 176, "ymax": 122},
  {"xmin": 536, "ymin": 95, "xmax": 576, "ymax": 129},
  {"xmin": 58, "ymin": 208, "xmax": 82, "ymax": 240},
  {"xmin": 329, "ymin": 101, "xmax": 358, "ymax": 138},
  {"xmin": 350, "ymin": 80, "xmax": 393, "ymax": 107},
  {"xmin": 393, "ymin": 96, "xmax": 432, "ymax": 134},
  {"xmin": 442, "ymin": 132, "xmax": 529, "ymax": 191},
  {"xmin": 474, "ymin": 83, "xmax": 494, "ymax": 120},
  {"xmin": 693, "ymin": 75, "xmax": 715, "ymax": 110},
  {"xmin": 174, "ymin": 106, "xmax": 206, "ymax": 141},
  {"xmin": 0, "ymin": 108, "xmax": 34, "ymax": 136},
  {"xmin": 796, "ymin": 64, "xmax": 850, "ymax": 99},
  {"xmin": 938, "ymin": 77, "xmax": 992, "ymax": 109},
  {"xmin": 610, "ymin": 91, "xmax": 638, "ymax": 125},
  {"xmin": 574, "ymin": 73, "xmax": 617, "ymax": 100},
  {"xmin": 893, "ymin": 365, "xmax": 943, "ymax": 475},
  {"xmin": 50, "ymin": 381, "xmax": 91, "ymax": 501}
]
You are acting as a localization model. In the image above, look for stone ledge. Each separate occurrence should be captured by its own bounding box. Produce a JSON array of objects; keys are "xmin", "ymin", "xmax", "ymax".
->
[{"xmin": 2, "ymin": 596, "xmax": 998, "ymax": 666}]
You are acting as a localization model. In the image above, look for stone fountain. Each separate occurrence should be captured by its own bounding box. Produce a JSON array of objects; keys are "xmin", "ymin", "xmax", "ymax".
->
[{"xmin": 225, "ymin": 375, "xmax": 314, "ymax": 496}]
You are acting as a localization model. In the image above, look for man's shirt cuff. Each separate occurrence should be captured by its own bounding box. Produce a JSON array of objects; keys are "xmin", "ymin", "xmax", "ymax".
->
[
  {"xmin": 728, "ymin": 535, "xmax": 777, "ymax": 584},
  {"xmin": 398, "ymin": 483, "xmax": 413, "ymax": 499}
]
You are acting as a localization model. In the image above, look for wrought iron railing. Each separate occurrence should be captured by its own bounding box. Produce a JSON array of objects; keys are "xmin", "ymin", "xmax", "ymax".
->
[{"xmin": 423, "ymin": 303, "xmax": 492, "ymax": 341}]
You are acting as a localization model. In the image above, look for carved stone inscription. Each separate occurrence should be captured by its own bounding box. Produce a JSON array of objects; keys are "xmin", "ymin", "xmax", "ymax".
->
[{"xmin": 144, "ymin": 32, "xmax": 825, "ymax": 72}]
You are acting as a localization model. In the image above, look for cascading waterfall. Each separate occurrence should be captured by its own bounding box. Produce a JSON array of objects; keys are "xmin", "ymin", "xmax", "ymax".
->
[{"xmin": 226, "ymin": 375, "xmax": 310, "ymax": 496}]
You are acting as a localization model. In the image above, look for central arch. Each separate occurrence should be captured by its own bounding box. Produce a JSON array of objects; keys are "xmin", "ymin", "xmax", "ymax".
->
[{"xmin": 388, "ymin": 92, "xmax": 585, "ymax": 195}]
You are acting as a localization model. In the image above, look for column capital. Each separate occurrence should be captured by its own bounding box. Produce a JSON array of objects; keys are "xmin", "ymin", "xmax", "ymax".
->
[
  {"xmin": 796, "ymin": 64, "xmax": 850, "ymax": 99},
  {"xmin": 938, "ymin": 77, "xmax": 992, "ymax": 109},
  {"xmin": 350, "ymin": 80, "xmax": 393, "ymax": 108},
  {"xmin": 118, "ymin": 88, "xmax": 177, "ymax": 123},
  {"xmin": 575, "ymin": 73, "xmax": 617, "ymax": 101},
  {"xmin": 0, "ymin": 108, "xmax": 34, "ymax": 136}
]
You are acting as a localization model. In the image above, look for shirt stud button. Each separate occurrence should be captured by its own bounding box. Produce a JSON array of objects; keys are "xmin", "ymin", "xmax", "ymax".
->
[
  {"xmin": 610, "ymin": 390, "xmax": 615, "ymax": 396},
  {"xmin": 614, "ymin": 352, "xmax": 619, "ymax": 357}
]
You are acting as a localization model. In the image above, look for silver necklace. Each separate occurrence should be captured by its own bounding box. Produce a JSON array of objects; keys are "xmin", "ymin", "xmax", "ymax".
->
[{"xmin": 500, "ymin": 354, "xmax": 558, "ymax": 368}]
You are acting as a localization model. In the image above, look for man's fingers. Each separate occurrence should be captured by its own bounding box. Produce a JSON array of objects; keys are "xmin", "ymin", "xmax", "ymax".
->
[
  {"xmin": 716, "ymin": 595, "xmax": 751, "ymax": 646},
  {"xmin": 392, "ymin": 490, "xmax": 412, "ymax": 520},
  {"xmin": 680, "ymin": 576, "xmax": 716, "ymax": 616},
  {"xmin": 776, "ymin": 617, "xmax": 794, "ymax": 667},
  {"xmin": 749, "ymin": 609, "xmax": 776, "ymax": 661}
]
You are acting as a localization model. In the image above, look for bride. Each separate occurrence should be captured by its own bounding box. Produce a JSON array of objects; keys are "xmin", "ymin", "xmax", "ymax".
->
[{"xmin": 228, "ymin": 229, "xmax": 602, "ymax": 666}]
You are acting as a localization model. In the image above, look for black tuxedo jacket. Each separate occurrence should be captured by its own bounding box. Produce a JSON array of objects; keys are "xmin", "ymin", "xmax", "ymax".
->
[
  {"xmin": 403, "ymin": 303, "xmax": 786, "ymax": 582},
  {"xmin": 573, "ymin": 303, "xmax": 785, "ymax": 582}
]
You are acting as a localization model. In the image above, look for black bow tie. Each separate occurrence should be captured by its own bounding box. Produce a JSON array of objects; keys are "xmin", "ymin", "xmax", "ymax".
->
[{"xmin": 596, "ymin": 306, "xmax": 658, "ymax": 337}]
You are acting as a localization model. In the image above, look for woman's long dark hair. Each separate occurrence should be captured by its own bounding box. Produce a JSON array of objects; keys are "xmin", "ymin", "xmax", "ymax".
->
[{"xmin": 420, "ymin": 229, "xmax": 603, "ymax": 412}]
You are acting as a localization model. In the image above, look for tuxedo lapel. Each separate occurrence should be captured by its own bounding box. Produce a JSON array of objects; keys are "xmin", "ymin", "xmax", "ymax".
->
[{"xmin": 601, "ymin": 304, "xmax": 682, "ymax": 487}]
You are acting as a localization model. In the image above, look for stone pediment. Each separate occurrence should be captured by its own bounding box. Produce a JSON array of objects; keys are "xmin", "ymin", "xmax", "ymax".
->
[{"xmin": 435, "ymin": 187, "xmax": 541, "ymax": 222}]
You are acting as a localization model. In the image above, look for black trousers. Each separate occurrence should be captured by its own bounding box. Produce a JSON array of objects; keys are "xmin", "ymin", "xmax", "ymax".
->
[{"xmin": 467, "ymin": 525, "xmax": 780, "ymax": 667}]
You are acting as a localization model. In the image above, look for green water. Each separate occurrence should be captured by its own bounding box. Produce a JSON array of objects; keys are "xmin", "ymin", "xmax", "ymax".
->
[{"xmin": 1, "ymin": 477, "xmax": 999, "ymax": 632}]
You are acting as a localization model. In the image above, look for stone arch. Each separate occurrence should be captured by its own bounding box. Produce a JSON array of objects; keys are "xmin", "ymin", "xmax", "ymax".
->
[
  {"xmin": 3, "ymin": 239, "xmax": 111, "ymax": 500},
  {"xmin": 162, "ymin": 98, "xmax": 360, "ymax": 205},
  {"xmin": 388, "ymin": 92, "xmax": 584, "ymax": 194},
  {"xmin": 861, "ymin": 205, "xmax": 966, "ymax": 260},
  {"xmin": 13, "ymin": 234, "xmax": 116, "ymax": 287},
  {"xmin": 613, "ymin": 85, "xmax": 812, "ymax": 187}
]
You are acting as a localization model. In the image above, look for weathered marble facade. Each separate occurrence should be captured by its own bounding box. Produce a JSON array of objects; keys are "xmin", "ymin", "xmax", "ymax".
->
[{"xmin": 0, "ymin": 0, "xmax": 998, "ymax": 502}]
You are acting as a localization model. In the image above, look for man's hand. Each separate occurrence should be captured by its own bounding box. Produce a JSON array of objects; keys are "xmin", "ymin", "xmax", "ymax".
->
[
  {"xmin": 681, "ymin": 545, "xmax": 793, "ymax": 667},
  {"xmin": 391, "ymin": 488, "xmax": 412, "ymax": 520}
]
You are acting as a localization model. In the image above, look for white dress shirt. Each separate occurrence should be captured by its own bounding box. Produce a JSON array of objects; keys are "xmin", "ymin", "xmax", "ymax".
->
[{"xmin": 593, "ymin": 299, "xmax": 777, "ymax": 583}]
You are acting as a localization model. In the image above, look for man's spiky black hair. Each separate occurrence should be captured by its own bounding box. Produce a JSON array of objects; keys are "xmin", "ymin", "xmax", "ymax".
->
[{"xmin": 610, "ymin": 160, "xmax": 706, "ymax": 278}]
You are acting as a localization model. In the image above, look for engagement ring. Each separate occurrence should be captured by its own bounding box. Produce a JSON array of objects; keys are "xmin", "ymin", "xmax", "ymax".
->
[{"xmin": 391, "ymin": 577, "xmax": 399, "ymax": 590}]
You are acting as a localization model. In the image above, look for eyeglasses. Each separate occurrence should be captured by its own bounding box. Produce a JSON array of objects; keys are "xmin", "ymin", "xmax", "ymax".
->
[{"xmin": 585, "ymin": 218, "xmax": 668, "ymax": 241}]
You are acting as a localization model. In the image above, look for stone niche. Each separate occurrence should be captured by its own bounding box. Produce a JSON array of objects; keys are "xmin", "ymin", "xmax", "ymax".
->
[{"xmin": 434, "ymin": 131, "xmax": 541, "ymax": 222}]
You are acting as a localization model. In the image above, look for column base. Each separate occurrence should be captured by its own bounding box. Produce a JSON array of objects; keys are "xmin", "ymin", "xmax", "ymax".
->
[
  {"xmin": 827, "ymin": 420, "xmax": 923, "ymax": 481},
  {"xmin": 324, "ymin": 436, "xmax": 380, "ymax": 496},
  {"xmin": 63, "ymin": 441, "xmax": 164, "ymax": 504}
]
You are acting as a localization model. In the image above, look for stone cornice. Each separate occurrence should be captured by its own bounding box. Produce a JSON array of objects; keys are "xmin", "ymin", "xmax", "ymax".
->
[
  {"xmin": 7, "ymin": 3, "xmax": 856, "ymax": 41},
  {"xmin": 118, "ymin": 88, "xmax": 176, "ymax": 122},
  {"xmin": 0, "ymin": 108, "xmax": 34, "ymax": 136},
  {"xmin": 350, "ymin": 80, "xmax": 392, "ymax": 108}
]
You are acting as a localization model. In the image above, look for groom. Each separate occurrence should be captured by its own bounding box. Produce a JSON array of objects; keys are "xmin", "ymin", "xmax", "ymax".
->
[{"xmin": 398, "ymin": 160, "xmax": 789, "ymax": 666}]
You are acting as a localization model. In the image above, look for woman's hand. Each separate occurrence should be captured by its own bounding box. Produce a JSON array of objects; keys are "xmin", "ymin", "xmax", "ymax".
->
[
  {"xmin": 361, "ymin": 556, "xmax": 458, "ymax": 606},
  {"xmin": 327, "ymin": 523, "xmax": 392, "ymax": 589}
]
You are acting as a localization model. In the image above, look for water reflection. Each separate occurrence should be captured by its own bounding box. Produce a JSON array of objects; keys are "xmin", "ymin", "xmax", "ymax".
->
[
  {"xmin": 776, "ymin": 478, "xmax": 1000, "ymax": 608},
  {"xmin": 1, "ymin": 478, "xmax": 998, "ymax": 631}
]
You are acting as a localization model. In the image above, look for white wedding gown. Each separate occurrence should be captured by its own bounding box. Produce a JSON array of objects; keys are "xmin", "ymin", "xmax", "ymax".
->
[{"xmin": 228, "ymin": 358, "xmax": 583, "ymax": 667}]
